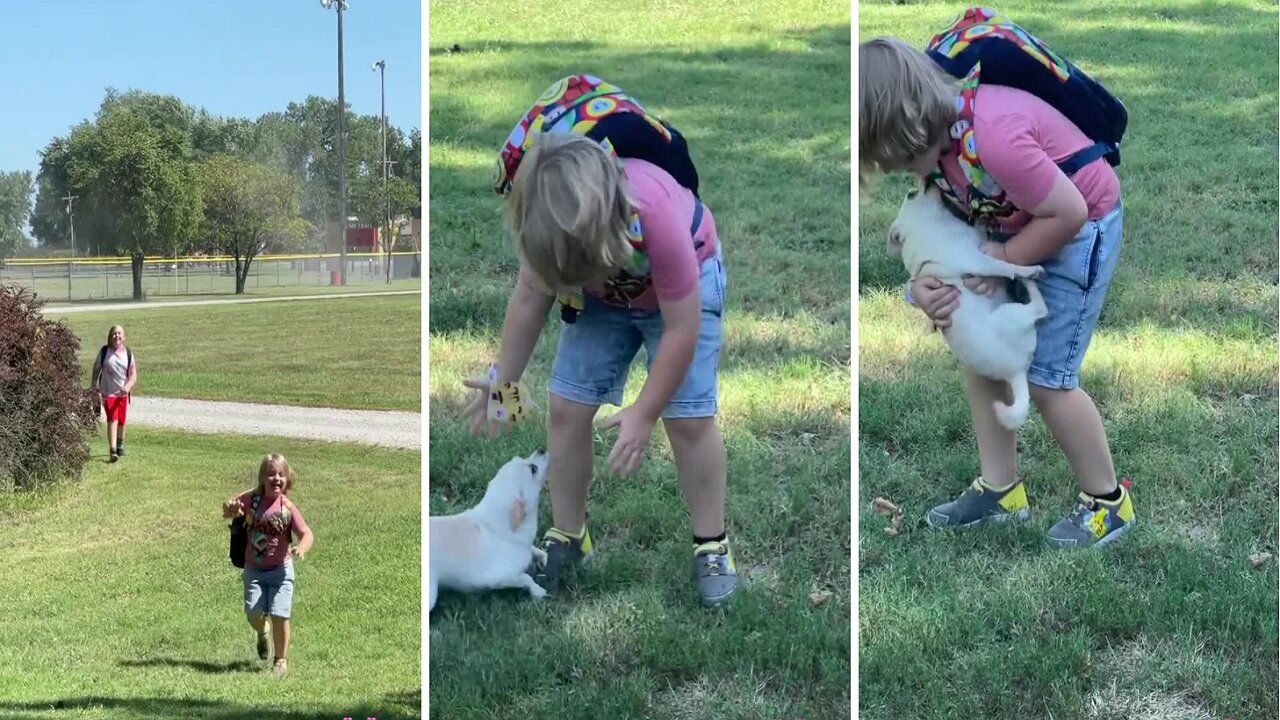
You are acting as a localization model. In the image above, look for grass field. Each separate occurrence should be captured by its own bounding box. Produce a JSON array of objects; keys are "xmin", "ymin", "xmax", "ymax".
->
[
  {"xmin": 428, "ymin": 1, "xmax": 851, "ymax": 718},
  {"xmin": 0, "ymin": 429, "xmax": 421, "ymax": 720},
  {"xmin": 857, "ymin": 2, "xmax": 1279, "ymax": 719},
  {"xmin": 56, "ymin": 294, "xmax": 421, "ymax": 411}
]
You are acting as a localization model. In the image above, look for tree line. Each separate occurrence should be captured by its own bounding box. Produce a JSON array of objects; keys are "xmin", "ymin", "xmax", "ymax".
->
[{"xmin": 1, "ymin": 88, "xmax": 421, "ymax": 297}]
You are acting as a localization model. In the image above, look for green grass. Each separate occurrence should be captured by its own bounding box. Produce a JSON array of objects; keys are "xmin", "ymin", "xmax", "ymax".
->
[
  {"xmin": 56, "ymin": 294, "xmax": 422, "ymax": 411},
  {"xmin": 857, "ymin": 2, "xmax": 1279, "ymax": 719},
  {"xmin": 428, "ymin": 1, "xmax": 851, "ymax": 718},
  {"xmin": 38, "ymin": 279, "xmax": 422, "ymax": 307},
  {"xmin": 0, "ymin": 428, "xmax": 421, "ymax": 720}
]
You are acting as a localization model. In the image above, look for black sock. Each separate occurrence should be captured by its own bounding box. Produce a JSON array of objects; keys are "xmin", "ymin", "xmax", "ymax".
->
[
  {"xmin": 693, "ymin": 532, "xmax": 727, "ymax": 546},
  {"xmin": 1095, "ymin": 486, "xmax": 1122, "ymax": 502}
]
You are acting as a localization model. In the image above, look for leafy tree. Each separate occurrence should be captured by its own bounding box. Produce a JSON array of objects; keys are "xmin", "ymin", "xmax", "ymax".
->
[
  {"xmin": 0, "ymin": 171, "xmax": 33, "ymax": 260},
  {"xmin": 198, "ymin": 155, "xmax": 309, "ymax": 294}
]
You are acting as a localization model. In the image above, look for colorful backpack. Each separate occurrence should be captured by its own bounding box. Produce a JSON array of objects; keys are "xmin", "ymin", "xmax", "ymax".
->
[
  {"xmin": 494, "ymin": 75, "xmax": 704, "ymax": 322},
  {"xmin": 924, "ymin": 7, "xmax": 1128, "ymax": 223}
]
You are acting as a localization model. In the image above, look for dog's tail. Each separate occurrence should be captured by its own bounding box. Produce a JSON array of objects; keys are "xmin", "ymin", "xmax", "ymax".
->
[{"xmin": 993, "ymin": 371, "xmax": 1031, "ymax": 430}]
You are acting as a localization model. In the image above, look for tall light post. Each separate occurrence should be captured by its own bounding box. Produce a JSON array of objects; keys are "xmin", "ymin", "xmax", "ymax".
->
[
  {"xmin": 320, "ymin": 0, "xmax": 348, "ymax": 285},
  {"xmin": 62, "ymin": 194, "xmax": 78, "ymax": 258},
  {"xmin": 372, "ymin": 59, "xmax": 388, "ymax": 280}
]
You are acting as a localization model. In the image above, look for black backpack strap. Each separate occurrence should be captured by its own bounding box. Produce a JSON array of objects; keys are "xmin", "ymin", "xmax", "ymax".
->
[{"xmin": 1056, "ymin": 141, "xmax": 1115, "ymax": 176}]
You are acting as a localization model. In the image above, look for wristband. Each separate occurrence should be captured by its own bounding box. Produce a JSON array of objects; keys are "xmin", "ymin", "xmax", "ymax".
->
[{"xmin": 486, "ymin": 364, "xmax": 536, "ymax": 423}]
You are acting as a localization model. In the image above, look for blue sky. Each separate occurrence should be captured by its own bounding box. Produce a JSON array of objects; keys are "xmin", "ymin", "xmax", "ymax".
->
[{"xmin": 0, "ymin": 0, "xmax": 422, "ymax": 179}]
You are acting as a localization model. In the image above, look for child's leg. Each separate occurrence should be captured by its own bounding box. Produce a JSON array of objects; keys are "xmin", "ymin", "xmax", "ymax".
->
[
  {"xmin": 664, "ymin": 418, "xmax": 726, "ymax": 539},
  {"xmin": 247, "ymin": 612, "xmax": 267, "ymax": 633},
  {"xmin": 1031, "ymin": 386, "xmax": 1116, "ymax": 496},
  {"xmin": 107, "ymin": 420, "xmax": 118, "ymax": 455},
  {"xmin": 963, "ymin": 370, "xmax": 1018, "ymax": 488},
  {"xmin": 540, "ymin": 295, "xmax": 643, "ymax": 586},
  {"xmin": 546, "ymin": 393, "xmax": 599, "ymax": 534},
  {"xmin": 270, "ymin": 616, "xmax": 290, "ymax": 660}
]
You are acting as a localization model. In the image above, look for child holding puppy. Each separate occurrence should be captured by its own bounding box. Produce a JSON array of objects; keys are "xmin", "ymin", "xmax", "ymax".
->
[
  {"xmin": 222, "ymin": 453, "xmax": 314, "ymax": 676},
  {"xmin": 461, "ymin": 75, "xmax": 736, "ymax": 606},
  {"xmin": 859, "ymin": 26, "xmax": 1135, "ymax": 548}
]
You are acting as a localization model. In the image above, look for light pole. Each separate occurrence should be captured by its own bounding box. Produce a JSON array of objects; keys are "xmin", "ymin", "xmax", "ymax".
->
[
  {"xmin": 62, "ymin": 194, "xmax": 78, "ymax": 258},
  {"xmin": 372, "ymin": 59, "xmax": 388, "ymax": 281},
  {"xmin": 320, "ymin": 0, "xmax": 348, "ymax": 285}
]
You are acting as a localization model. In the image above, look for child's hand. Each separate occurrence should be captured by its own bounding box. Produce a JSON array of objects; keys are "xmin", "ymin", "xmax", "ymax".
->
[
  {"xmin": 289, "ymin": 546, "xmax": 305, "ymax": 561},
  {"xmin": 598, "ymin": 405, "xmax": 656, "ymax": 476},
  {"xmin": 962, "ymin": 274, "xmax": 1002, "ymax": 296},
  {"xmin": 223, "ymin": 496, "xmax": 244, "ymax": 517},
  {"xmin": 461, "ymin": 375, "xmax": 510, "ymax": 439},
  {"xmin": 911, "ymin": 276, "xmax": 960, "ymax": 329}
]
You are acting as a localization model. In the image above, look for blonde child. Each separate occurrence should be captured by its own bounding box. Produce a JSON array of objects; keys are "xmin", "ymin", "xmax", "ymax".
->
[
  {"xmin": 222, "ymin": 453, "xmax": 314, "ymax": 676},
  {"xmin": 462, "ymin": 110, "xmax": 735, "ymax": 607},
  {"xmin": 89, "ymin": 325, "xmax": 137, "ymax": 462},
  {"xmin": 860, "ymin": 35, "xmax": 1135, "ymax": 547}
]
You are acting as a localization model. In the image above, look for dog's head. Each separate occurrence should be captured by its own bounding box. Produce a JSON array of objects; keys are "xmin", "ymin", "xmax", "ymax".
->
[
  {"xmin": 482, "ymin": 449, "xmax": 549, "ymax": 533},
  {"xmin": 887, "ymin": 180, "xmax": 953, "ymax": 257}
]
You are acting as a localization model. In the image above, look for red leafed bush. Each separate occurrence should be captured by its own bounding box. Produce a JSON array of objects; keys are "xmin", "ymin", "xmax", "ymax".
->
[{"xmin": 0, "ymin": 283, "xmax": 96, "ymax": 491}]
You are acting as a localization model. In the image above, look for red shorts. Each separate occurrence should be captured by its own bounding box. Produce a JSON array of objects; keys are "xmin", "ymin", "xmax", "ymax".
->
[{"xmin": 103, "ymin": 394, "xmax": 129, "ymax": 425}]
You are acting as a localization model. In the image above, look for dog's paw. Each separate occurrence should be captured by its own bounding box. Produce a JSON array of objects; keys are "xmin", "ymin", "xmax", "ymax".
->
[
  {"xmin": 1023, "ymin": 265, "xmax": 1045, "ymax": 278},
  {"xmin": 526, "ymin": 581, "xmax": 548, "ymax": 599}
]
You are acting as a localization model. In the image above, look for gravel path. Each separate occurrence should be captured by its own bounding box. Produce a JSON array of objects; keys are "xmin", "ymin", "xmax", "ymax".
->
[
  {"xmin": 124, "ymin": 396, "xmax": 421, "ymax": 450},
  {"xmin": 44, "ymin": 289, "xmax": 418, "ymax": 315}
]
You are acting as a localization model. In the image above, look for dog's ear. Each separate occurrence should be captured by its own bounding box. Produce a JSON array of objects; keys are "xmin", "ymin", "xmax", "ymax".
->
[
  {"xmin": 887, "ymin": 226, "xmax": 904, "ymax": 257},
  {"xmin": 507, "ymin": 491, "xmax": 527, "ymax": 531}
]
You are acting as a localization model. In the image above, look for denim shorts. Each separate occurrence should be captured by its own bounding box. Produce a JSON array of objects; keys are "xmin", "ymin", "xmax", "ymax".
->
[
  {"xmin": 244, "ymin": 562, "xmax": 295, "ymax": 618},
  {"xmin": 549, "ymin": 249, "xmax": 726, "ymax": 418},
  {"xmin": 1001, "ymin": 200, "xmax": 1124, "ymax": 390}
]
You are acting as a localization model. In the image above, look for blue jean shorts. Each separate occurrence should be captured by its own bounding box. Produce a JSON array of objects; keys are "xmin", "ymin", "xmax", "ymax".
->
[
  {"xmin": 549, "ymin": 249, "xmax": 727, "ymax": 418},
  {"xmin": 244, "ymin": 562, "xmax": 295, "ymax": 618},
  {"xmin": 1003, "ymin": 200, "xmax": 1124, "ymax": 390}
]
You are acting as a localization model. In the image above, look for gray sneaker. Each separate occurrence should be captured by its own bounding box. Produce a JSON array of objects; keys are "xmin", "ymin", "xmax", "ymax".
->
[
  {"xmin": 925, "ymin": 477, "xmax": 1032, "ymax": 528},
  {"xmin": 1046, "ymin": 485, "xmax": 1137, "ymax": 548},
  {"xmin": 693, "ymin": 541, "xmax": 738, "ymax": 607},
  {"xmin": 527, "ymin": 527, "xmax": 594, "ymax": 591}
]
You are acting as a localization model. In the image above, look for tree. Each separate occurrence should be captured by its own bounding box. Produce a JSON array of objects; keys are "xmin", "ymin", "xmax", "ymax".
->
[
  {"xmin": 351, "ymin": 172, "xmax": 418, "ymax": 283},
  {"xmin": 29, "ymin": 139, "xmax": 72, "ymax": 251},
  {"xmin": 198, "ymin": 155, "xmax": 309, "ymax": 294},
  {"xmin": 0, "ymin": 171, "xmax": 33, "ymax": 260},
  {"xmin": 67, "ymin": 103, "xmax": 202, "ymax": 299}
]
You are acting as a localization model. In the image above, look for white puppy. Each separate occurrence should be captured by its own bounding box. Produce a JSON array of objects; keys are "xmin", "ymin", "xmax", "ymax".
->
[
  {"xmin": 888, "ymin": 182, "xmax": 1049, "ymax": 430},
  {"xmin": 429, "ymin": 449, "xmax": 549, "ymax": 612}
]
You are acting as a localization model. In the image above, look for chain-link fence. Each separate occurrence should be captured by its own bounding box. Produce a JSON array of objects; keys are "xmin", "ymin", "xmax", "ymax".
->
[{"xmin": 0, "ymin": 251, "xmax": 421, "ymax": 302}]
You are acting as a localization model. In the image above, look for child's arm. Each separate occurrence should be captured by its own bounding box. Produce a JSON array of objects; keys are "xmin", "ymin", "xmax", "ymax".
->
[
  {"xmin": 494, "ymin": 268, "xmax": 555, "ymax": 383},
  {"xmin": 222, "ymin": 491, "xmax": 250, "ymax": 518},
  {"xmin": 289, "ymin": 507, "xmax": 314, "ymax": 559},
  {"xmin": 89, "ymin": 356, "xmax": 101, "ymax": 393},
  {"xmin": 635, "ymin": 290, "xmax": 700, "ymax": 418},
  {"xmin": 991, "ymin": 173, "xmax": 1088, "ymax": 266},
  {"xmin": 122, "ymin": 357, "xmax": 138, "ymax": 395}
]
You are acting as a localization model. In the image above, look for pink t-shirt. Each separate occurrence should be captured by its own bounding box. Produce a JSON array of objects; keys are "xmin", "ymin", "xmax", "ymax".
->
[
  {"xmin": 583, "ymin": 158, "xmax": 718, "ymax": 310},
  {"xmin": 939, "ymin": 84, "xmax": 1120, "ymax": 233},
  {"xmin": 236, "ymin": 491, "xmax": 309, "ymax": 569}
]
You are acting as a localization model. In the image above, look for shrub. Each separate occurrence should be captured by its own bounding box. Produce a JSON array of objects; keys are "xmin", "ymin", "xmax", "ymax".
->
[{"xmin": 0, "ymin": 283, "xmax": 96, "ymax": 491}]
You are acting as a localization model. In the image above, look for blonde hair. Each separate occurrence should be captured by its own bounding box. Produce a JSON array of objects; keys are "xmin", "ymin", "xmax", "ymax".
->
[
  {"xmin": 105, "ymin": 325, "xmax": 124, "ymax": 346},
  {"xmin": 859, "ymin": 37, "xmax": 958, "ymax": 184},
  {"xmin": 257, "ymin": 453, "xmax": 294, "ymax": 495},
  {"xmin": 504, "ymin": 132, "xmax": 634, "ymax": 290}
]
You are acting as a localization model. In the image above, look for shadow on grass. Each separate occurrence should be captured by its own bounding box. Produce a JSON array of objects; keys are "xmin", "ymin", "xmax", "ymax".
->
[
  {"xmin": 0, "ymin": 695, "xmax": 420, "ymax": 720},
  {"xmin": 118, "ymin": 657, "xmax": 260, "ymax": 674}
]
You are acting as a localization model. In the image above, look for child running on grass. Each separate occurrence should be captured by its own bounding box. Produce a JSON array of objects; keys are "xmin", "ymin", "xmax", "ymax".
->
[
  {"xmin": 222, "ymin": 453, "xmax": 314, "ymax": 676},
  {"xmin": 461, "ymin": 75, "xmax": 736, "ymax": 606},
  {"xmin": 858, "ymin": 15, "xmax": 1135, "ymax": 548}
]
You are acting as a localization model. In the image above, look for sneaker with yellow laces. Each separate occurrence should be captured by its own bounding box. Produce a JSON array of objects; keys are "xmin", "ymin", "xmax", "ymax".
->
[
  {"xmin": 1046, "ymin": 482, "xmax": 1136, "ymax": 548},
  {"xmin": 925, "ymin": 476, "xmax": 1032, "ymax": 528},
  {"xmin": 693, "ymin": 540, "xmax": 738, "ymax": 607}
]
